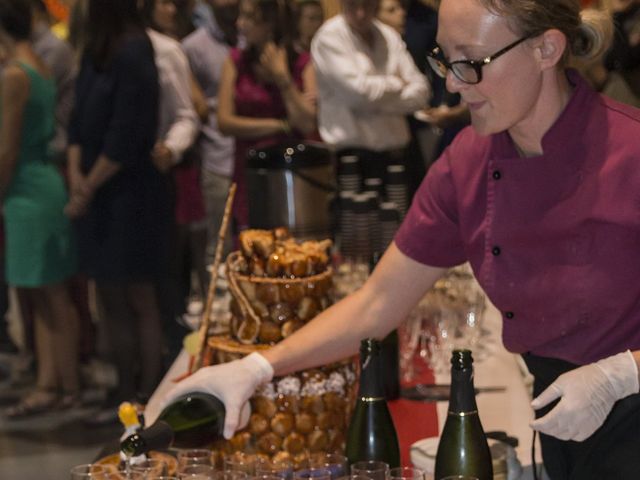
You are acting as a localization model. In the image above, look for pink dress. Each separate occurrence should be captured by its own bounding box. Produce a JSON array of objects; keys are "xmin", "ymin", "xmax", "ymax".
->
[{"xmin": 230, "ymin": 47, "xmax": 310, "ymax": 229}]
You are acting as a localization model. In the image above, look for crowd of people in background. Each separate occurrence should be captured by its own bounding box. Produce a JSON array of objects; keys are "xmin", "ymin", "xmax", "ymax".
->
[{"xmin": 0, "ymin": 0, "xmax": 638, "ymax": 424}]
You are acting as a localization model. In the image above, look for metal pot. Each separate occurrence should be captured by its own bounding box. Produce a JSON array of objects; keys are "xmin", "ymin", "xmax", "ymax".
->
[{"xmin": 246, "ymin": 142, "xmax": 335, "ymax": 239}]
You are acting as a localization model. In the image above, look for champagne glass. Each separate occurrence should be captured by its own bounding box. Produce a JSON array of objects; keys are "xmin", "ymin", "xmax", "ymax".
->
[
  {"xmin": 224, "ymin": 452, "xmax": 256, "ymax": 475},
  {"xmin": 350, "ymin": 461, "xmax": 389, "ymax": 480},
  {"xmin": 389, "ymin": 468, "xmax": 425, "ymax": 480},
  {"xmin": 178, "ymin": 449, "xmax": 213, "ymax": 470},
  {"xmin": 131, "ymin": 459, "xmax": 169, "ymax": 478},
  {"xmin": 179, "ymin": 465, "xmax": 216, "ymax": 479},
  {"xmin": 309, "ymin": 454, "xmax": 348, "ymax": 479},
  {"xmin": 256, "ymin": 457, "xmax": 293, "ymax": 479},
  {"xmin": 293, "ymin": 467, "xmax": 332, "ymax": 480},
  {"xmin": 70, "ymin": 464, "xmax": 110, "ymax": 479}
]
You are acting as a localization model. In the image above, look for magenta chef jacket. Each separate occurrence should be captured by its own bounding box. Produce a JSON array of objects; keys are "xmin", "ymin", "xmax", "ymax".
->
[{"xmin": 395, "ymin": 70, "xmax": 640, "ymax": 365}]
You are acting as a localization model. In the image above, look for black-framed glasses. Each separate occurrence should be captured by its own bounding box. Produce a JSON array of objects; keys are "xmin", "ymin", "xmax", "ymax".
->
[{"xmin": 427, "ymin": 35, "xmax": 533, "ymax": 85}]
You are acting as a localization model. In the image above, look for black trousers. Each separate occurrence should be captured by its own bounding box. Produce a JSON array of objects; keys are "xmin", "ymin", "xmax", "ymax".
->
[{"xmin": 522, "ymin": 353, "xmax": 640, "ymax": 480}]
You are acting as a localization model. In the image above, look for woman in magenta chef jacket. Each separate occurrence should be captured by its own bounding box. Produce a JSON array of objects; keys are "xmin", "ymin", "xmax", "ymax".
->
[{"xmin": 159, "ymin": 0, "xmax": 640, "ymax": 478}]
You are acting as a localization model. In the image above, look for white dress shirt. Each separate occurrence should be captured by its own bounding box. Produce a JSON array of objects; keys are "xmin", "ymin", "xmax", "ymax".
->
[
  {"xmin": 147, "ymin": 29, "xmax": 199, "ymax": 164},
  {"xmin": 311, "ymin": 16, "xmax": 430, "ymax": 151}
]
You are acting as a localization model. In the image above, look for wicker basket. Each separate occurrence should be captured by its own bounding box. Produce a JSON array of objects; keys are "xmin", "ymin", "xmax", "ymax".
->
[
  {"xmin": 226, "ymin": 251, "xmax": 334, "ymax": 345},
  {"xmin": 207, "ymin": 335, "xmax": 357, "ymax": 467}
]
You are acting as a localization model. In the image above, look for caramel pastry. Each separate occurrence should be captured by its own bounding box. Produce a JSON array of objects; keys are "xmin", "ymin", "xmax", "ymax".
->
[
  {"xmin": 285, "ymin": 253, "xmax": 310, "ymax": 277},
  {"xmin": 270, "ymin": 412, "xmax": 295, "ymax": 437},
  {"xmin": 255, "ymin": 453, "xmax": 271, "ymax": 464},
  {"xmin": 236, "ymin": 318, "xmax": 260, "ymax": 344},
  {"xmin": 294, "ymin": 412, "xmax": 315, "ymax": 434},
  {"xmin": 323, "ymin": 392, "xmax": 345, "ymax": 412},
  {"xmin": 276, "ymin": 394, "xmax": 299, "ymax": 413},
  {"xmin": 293, "ymin": 452, "xmax": 310, "ymax": 469},
  {"xmin": 229, "ymin": 431, "xmax": 252, "ymax": 451},
  {"xmin": 266, "ymin": 253, "xmax": 284, "ymax": 277},
  {"xmin": 281, "ymin": 319, "xmax": 304, "ymax": 338},
  {"xmin": 249, "ymin": 413, "xmax": 270, "ymax": 436},
  {"xmin": 269, "ymin": 302, "xmax": 294, "ymax": 324},
  {"xmin": 253, "ymin": 300, "xmax": 270, "ymax": 318},
  {"xmin": 296, "ymin": 297, "xmax": 319, "ymax": 321},
  {"xmin": 252, "ymin": 233, "xmax": 275, "ymax": 259},
  {"xmin": 250, "ymin": 255, "xmax": 266, "ymax": 277},
  {"xmin": 328, "ymin": 430, "xmax": 345, "ymax": 452},
  {"xmin": 283, "ymin": 432, "xmax": 306, "ymax": 454},
  {"xmin": 271, "ymin": 450, "xmax": 292, "ymax": 465},
  {"xmin": 256, "ymin": 283, "xmax": 280, "ymax": 304},
  {"xmin": 301, "ymin": 395, "xmax": 325, "ymax": 414},
  {"xmin": 254, "ymin": 396, "xmax": 278, "ymax": 418},
  {"xmin": 259, "ymin": 320, "xmax": 282, "ymax": 344},
  {"xmin": 316, "ymin": 411, "xmax": 333, "ymax": 430},
  {"xmin": 257, "ymin": 432, "xmax": 283, "ymax": 455},
  {"xmin": 319, "ymin": 296, "xmax": 331, "ymax": 310},
  {"xmin": 307, "ymin": 430, "xmax": 329, "ymax": 453},
  {"xmin": 273, "ymin": 227, "xmax": 291, "ymax": 241},
  {"xmin": 279, "ymin": 282, "xmax": 305, "ymax": 304}
]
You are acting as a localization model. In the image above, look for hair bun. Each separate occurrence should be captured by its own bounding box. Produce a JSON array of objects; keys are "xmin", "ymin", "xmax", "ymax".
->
[{"xmin": 572, "ymin": 8, "xmax": 613, "ymax": 62}]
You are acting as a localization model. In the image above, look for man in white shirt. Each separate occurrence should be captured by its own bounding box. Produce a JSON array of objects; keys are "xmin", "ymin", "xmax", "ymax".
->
[{"xmin": 312, "ymin": 0, "xmax": 429, "ymax": 182}]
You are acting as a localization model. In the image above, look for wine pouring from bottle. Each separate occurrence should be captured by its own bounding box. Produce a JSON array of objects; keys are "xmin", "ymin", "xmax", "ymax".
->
[{"xmin": 121, "ymin": 392, "xmax": 227, "ymax": 457}]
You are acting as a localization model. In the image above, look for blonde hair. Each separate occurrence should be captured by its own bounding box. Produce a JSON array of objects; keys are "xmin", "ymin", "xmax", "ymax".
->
[{"xmin": 479, "ymin": 0, "xmax": 613, "ymax": 63}]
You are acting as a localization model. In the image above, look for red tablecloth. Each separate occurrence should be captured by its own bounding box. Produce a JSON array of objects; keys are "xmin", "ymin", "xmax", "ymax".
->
[{"xmin": 389, "ymin": 359, "xmax": 439, "ymax": 466}]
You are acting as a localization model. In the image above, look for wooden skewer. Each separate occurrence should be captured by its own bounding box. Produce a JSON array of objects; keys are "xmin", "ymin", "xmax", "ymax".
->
[{"xmin": 192, "ymin": 182, "xmax": 237, "ymax": 373}]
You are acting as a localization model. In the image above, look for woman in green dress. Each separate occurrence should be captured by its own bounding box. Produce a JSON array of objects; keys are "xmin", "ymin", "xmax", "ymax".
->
[{"xmin": 0, "ymin": 0, "xmax": 80, "ymax": 416}]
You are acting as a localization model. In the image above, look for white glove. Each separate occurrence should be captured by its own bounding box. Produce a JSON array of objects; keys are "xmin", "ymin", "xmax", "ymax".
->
[
  {"xmin": 530, "ymin": 350, "xmax": 639, "ymax": 441},
  {"xmin": 151, "ymin": 352, "xmax": 274, "ymax": 439}
]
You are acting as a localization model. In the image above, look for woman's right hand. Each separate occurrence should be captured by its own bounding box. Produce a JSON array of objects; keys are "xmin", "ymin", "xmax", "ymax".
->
[{"xmin": 149, "ymin": 352, "xmax": 274, "ymax": 439}]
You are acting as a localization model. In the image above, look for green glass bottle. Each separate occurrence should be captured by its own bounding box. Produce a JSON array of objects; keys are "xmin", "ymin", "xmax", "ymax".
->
[
  {"xmin": 345, "ymin": 338, "xmax": 401, "ymax": 468},
  {"xmin": 434, "ymin": 350, "xmax": 492, "ymax": 480},
  {"xmin": 121, "ymin": 392, "xmax": 225, "ymax": 457}
]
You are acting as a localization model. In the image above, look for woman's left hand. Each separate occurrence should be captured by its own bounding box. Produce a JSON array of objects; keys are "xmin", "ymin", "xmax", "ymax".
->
[
  {"xmin": 260, "ymin": 42, "xmax": 292, "ymax": 89},
  {"xmin": 530, "ymin": 351, "xmax": 639, "ymax": 441}
]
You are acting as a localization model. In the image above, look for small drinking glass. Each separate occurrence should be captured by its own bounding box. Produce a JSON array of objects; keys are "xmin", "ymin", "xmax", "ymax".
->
[
  {"xmin": 131, "ymin": 459, "xmax": 169, "ymax": 478},
  {"xmin": 224, "ymin": 452, "xmax": 256, "ymax": 475},
  {"xmin": 256, "ymin": 457, "xmax": 294, "ymax": 479},
  {"xmin": 334, "ymin": 475, "xmax": 371, "ymax": 480},
  {"xmin": 179, "ymin": 465, "xmax": 216, "ymax": 479},
  {"xmin": 293, "ymin": 467, "xmax": 332, "ymax": 480},
  {"xmin": 178, "ymin": 449, "xmax": 213, "ymax": 470},
  {"xmin": 350, "ymin": 461, "xmax": 389, "ymax": 480},
  {"xmin": 440, "ymin": 477, "xmax": 479, "ymax": 480},
  {"xmin": 309, "ymin": 454, "xmax": 348, "ymax": 479},
  {"xmin": 389, "ymin": 467, "xmax": 425, "ymax": 480},
  {"xmin": 212, "ymin": 472, "xmax": 249, "ymax": 480},
  {"xmin": 69, "ymin": 464, "xmax": 110, "ymax": 479}
]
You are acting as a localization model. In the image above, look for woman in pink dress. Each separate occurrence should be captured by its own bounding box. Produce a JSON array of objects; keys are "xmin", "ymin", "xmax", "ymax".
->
[{"xmin": 217, "ymin": 0, "xmax": 317, "ymax": 230}]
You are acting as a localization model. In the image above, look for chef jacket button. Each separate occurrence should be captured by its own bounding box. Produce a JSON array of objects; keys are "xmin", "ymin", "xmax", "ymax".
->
[
  {"xmin": 492, "ymin": 170, "xmax": 502, "ymax": 180},
  {"xmin": 505, "ymin": 311, "xmax": 515, "ymax": 319},
  {"xmin": 492, "ymin": 246, "xmax": 501, "ymax": 256}
]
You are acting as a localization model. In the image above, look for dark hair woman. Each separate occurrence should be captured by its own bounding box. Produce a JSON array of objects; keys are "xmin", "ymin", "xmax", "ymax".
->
[
  {"xmin": 66, "ymin": 0, "xmax": 170, "ymax": 418},
  {"xmin": 217, "ymin": 0, "xmax": 317, "ymax": 229}
]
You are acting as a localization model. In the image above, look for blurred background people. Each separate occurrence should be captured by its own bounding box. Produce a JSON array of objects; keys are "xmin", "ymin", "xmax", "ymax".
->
[
  {"xmin": 376, "ymin": 0, "xmax": 405, "ymax": 34},
  {"xmin": 0, "ymin": 0, "xmax": 80, "ymax": 417},
  {"xmin": 312, "ymin": 0, "xmax": 429, "ymax": 197},
  {"xmin": 292, "ymin": 0, "xmax": 324, "ymax": 54},
  {"xmin": 65, "ymin": 0, "xmax": 169, "ymax": 422},
  {"xmin": 182, "ymin": 0, "xmax": 238, "ymax": 268},
  {"xmin": 217, "ymin": 0, "xmax": 317, "ymax": 230},
  {"xmin": 141, "ymin": 0, "xmax": 202, "ymax": 357}
]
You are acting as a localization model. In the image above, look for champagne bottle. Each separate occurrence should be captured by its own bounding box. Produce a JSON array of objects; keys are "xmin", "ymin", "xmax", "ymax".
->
[
  {"xmin": 369, "ymin": 253, "xmax": 400, "ymax": 401},
  {"xmin": 434, "ymin": 350, "xmax": 492, "ymax": 480},
  {"xmin": 121, "ymin": 392, "xmax": 225, "ymax": 457},
  {"xmin": 346, "ymin": 338, "xmax": 401, "ymax": 468}
]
